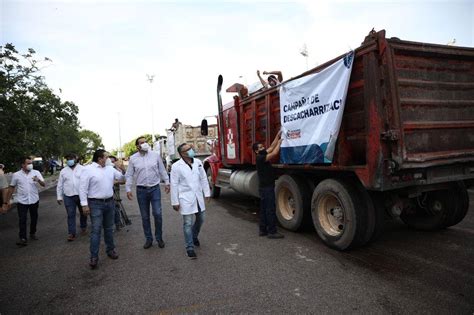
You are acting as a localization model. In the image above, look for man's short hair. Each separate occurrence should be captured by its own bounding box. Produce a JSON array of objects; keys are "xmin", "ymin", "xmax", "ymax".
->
[
  {"xmin": 135, "ymin": 136, "xmax": 146, "ymax": 146},
  {"xmin": 177, "ymin": 143, "xmax": 187, "ymax": 156},
  {"xmin": 92, "ymin": 149, "xmax": 107, "ymax": 163},
  {"xmin": 268, "ymin": 75, "xmax": 277, "ymax": 83},
  {"xmin": 109, "ymin": 155, "xmax": 117, "ymax": 162},
  {"xmin": 252, "ymin": 143, "xmax": 260, "ymax": 152},
  {"xmin": 19, "ymin": 156, "xmax": 31, "ymax": 165},
  {"xmin": 65, "ymin": 153, "xmax": 76, "ymax": 160}
]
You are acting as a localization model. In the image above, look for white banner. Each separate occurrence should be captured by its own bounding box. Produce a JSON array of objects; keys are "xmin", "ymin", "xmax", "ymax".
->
[
  {"xmin": 279, "ymin": 51, "xmax": 354, "ymax": 164},
  {"xmin": 167, "ymin": 131, "xmax": 175, "ymax": 155}
]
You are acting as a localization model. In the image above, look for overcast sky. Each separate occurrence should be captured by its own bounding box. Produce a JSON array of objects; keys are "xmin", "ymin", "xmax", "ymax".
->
[{"xmin": 2, "ymin": 0, "xmax": 473, "ymax": 151}]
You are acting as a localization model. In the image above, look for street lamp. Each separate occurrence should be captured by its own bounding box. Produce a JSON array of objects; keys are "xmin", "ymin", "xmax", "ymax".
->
[
  {"xmin": 300, "ymin": 43, "xmax": 309, "ymax": 70},
  {"xmin": 146, "ymin": 74, "xmax": 156, "ymax": 144}
]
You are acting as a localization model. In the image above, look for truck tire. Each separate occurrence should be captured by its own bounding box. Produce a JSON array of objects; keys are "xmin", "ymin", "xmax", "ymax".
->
[
  {"xmin": 275, "ymin": 175, "xmax": 310, "ymax": 231},
  {"xmin": 443, "ymin": 182, "xmax": 469, "ymax": 228},
  {"xmin": 311, "ymin": 179, "xmax": 369, "ymax": 250},
  {"xmin": 206, "ymin": 167, "xmax": 220, "ymax": 199},
  {"xmin": 400, "ymin": 188, "xmax": 453, "ymax": 231}
]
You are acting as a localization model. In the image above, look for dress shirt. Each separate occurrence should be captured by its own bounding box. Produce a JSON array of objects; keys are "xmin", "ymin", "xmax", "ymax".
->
[
  {"xmin": 79, "ymin": 162, "xmax": 124, "ymax": 206},
  {"xmin": 10, "ymin": 169, "xmax": 44, "ymax": 205},
  {"xmin": 57, "ymin": 164, "xmax": 84, "ymax": 200},
  {"xmin": 125, "ymin": 150, "xmax": 169, "ymax": 192}
]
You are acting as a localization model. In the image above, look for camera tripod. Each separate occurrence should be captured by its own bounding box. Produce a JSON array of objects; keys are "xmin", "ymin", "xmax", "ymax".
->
[{"xmin": 113, "ymin": 188, "xmax": 132, "ymax": 228}]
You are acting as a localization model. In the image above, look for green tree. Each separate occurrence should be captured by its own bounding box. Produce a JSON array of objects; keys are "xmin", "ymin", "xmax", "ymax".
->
[
  {"xmin": 0, "ymin": 43, "xmax": 98, "ymax": 171},
  {"xmin": 78, "ymin": 129, "xmax": 104, "ymax": 162}
]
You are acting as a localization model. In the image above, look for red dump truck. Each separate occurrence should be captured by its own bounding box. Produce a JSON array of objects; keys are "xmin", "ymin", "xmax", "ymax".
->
[{"xmin": 201, "ymin": 30, "xmax": 474, "ymax": 250}]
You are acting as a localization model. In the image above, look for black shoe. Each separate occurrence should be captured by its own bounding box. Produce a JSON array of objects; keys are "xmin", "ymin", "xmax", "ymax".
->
[
  {"xmin": 193, "ymin": 238, "xmax": 200, "ymax": 247},
  {"xmin": 187, "ymin": 250, "xmax": 197, "ymax": 259},
  {"xmin": 16, "ymin": 238, "xmax": 28, "ymax": 247},
  {"xmin": 267, "ymin": 232, "xmax": 284, "ymax": 239},
  {"xmin": 259, "ymin": 231, "xmax": 268, "ymax": 237},
  {"xmin": 107, "ymin": 250, "xmax": 119, "ymax": 260},
  {"xmin": 29, "ymin": 234, "xmax": 39, "ymax": 241},
  {"xmin": 143, "ymin": 240, "xmax": 153, "ymax": 249},
  {"xmin": 157, "ymin": 239, "xmax": 165, "ymax": 248},
  {"xmin": 89, "ymin": 257, "xmax": 98, "ymax": 269}
]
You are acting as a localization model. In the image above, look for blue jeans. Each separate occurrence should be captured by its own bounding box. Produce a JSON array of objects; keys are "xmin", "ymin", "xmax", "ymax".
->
[
  {"xmin": 259, "ymin": 186, "xmax": 277, "ymax": 234},
  {"xmin": 136, "ymin": 185, "xmax": 163, "ymax": 241},
  {"xmin": 89, "ymin": 198, "xmax": 115, "ymax": 259},
  {"xmin": 183, "ymin": 210, "xmax": 205, "ymax": 251},
  {"xmin": 63, "ymin": 195, "xmax": 87, "ymax": 235}
]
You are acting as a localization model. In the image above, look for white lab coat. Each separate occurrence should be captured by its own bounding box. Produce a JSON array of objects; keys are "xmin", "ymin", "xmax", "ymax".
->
[{"xmin": 170, "ymin": 158, "xmax": 211, "ymax": 215}]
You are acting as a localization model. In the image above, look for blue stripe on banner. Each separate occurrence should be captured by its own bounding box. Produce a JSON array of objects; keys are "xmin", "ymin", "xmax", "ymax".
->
[{"xmin": 280, "ymin": 143, "xmax": 330, "ymax": 164}]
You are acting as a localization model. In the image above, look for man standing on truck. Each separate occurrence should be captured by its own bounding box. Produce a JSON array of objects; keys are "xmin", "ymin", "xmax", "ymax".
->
[
  {"xmin": 253, "ymin": 131, "xmax": 284, "ymax": 239},
  {"xmin": 257, "ymin": 70, "xmax": 283, "ymax": 88}
]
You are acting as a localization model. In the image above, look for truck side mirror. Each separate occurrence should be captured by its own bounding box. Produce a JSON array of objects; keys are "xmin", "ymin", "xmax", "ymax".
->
[{"xmin": 201, "ymin": 119, "xmax": 208, "ymax": 136}]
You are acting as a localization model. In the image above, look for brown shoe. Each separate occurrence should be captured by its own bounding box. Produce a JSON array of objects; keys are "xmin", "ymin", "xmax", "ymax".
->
[
  {"xmin": 67, "ymin": 234, "xmax": 76, "ymax": 242},
  {"xmin": 89, "ymin": 257, "xmax": 98, "ymax": 269},
  {"xmin": 80, "ymin": 228, "xmax": 87, "ymax": 236},
  {"xmin": 107, "ymin": 250, "xmax": 119, "ymax": 260}
]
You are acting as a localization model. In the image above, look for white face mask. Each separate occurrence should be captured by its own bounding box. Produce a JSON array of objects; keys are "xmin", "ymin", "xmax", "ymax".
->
[
  {"xmin": 105, "ymin": 158, "xmax": 113, "ymax": 167},
  {"xmin": 26, "ymin": 164, "xmax": 33, "ymax": 171},
  {"xmin": 140, "ymin": 143, "xmax": 150, "ymax": 152}
]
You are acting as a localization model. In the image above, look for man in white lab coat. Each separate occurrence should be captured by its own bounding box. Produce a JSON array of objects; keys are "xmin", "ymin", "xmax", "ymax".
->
[{"xmin": 170, "ymin": 143, "xmax": 211, "ymax": 259}]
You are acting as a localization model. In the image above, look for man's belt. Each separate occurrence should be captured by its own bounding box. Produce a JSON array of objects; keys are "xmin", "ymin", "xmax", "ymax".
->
[{"xmin": 88, "ymin": 197, "xmax": 113, "ymax": 202}]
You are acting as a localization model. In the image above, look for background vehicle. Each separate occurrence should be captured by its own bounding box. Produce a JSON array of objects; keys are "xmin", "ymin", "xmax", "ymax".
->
[{"xmin": 201, "ymin": 29, "xmax": 474, "ymax": 250}]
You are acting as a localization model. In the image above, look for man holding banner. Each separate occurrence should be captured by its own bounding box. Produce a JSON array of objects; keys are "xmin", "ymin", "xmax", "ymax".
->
[{"xmin": 253, "ymin": 131, "xmax": 284, "ymax": 239}]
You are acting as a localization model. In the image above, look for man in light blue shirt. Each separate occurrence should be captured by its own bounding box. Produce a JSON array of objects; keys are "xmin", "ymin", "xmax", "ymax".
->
[{"xmin": 126, "ymin": 136, "xmax": 170, "ymax": 249}]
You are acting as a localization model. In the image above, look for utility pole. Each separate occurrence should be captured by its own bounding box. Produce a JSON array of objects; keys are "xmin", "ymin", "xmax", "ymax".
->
[
  {"xmin": 146, "ymin": 74, "xmax": 156, "ymax": 144},
  {"xmin": 117, "ymin": 112, "xmax": 123, "ymax": 158}
]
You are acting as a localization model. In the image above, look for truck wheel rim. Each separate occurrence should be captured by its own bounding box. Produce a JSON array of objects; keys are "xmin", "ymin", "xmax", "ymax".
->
[
  {"xmin": 318, "ymin": 194, "xmax": 345, "ymax": 237},
  {"xmin": 278, "ymin": 186, "xmax": 296, "ymax": 220}
]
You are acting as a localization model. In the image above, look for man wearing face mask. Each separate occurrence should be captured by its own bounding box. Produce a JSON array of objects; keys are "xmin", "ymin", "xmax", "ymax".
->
[
  {"xmin": 170, "ymin": 143, "xmax": 211, "ymax": 259},
  {"xmin": 126, "ymin": 136, "xmax": 170, "ymax": 249},
  {"xmin": 80, "ymin": 149, "xmax": 125, "ymax": 269},
  {"xmin": 4, "ymin": 156, "xmax": 45, "ymax": 246},
  {"xmin": 253, "ymin": 130, "xmax": 284, "ymax": 239},
  {"xmin": 57, "ymin": 153, "xmax": 87, "ymax": 241}
]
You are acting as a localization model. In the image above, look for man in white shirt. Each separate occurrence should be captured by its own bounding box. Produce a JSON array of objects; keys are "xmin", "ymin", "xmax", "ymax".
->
[
  {"xmin": 171, "ymin": 143, "xmax": 211, "ymax": 259},
  {"xmin": 80, "ymin": 149, "xmax": 124, "ymax": 269},
  {"xmin": 126, "ymin": 136, "xmax": 170, "ymax": 249},
  {"xmin": 4, "ymin": 156, "xmax": 45, "ymax": 246},
  {"xmin": 57, "ymin": 153, "xmax": 87, "ymax": 241}
]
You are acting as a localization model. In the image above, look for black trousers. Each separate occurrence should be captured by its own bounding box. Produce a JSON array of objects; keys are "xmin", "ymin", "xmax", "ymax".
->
[
  {"xmin": 17, "ymin": 202, "xmax": 39, "ymax": 239},
  {"xmin": 259, "ymin": 186, "xmax": 277, "ymax": 234}
]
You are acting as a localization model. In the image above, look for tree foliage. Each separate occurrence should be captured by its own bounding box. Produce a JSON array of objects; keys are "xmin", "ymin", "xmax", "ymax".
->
[{"xmin": 0, "ymin": 43, "xmax": 101, "ymax": 171}]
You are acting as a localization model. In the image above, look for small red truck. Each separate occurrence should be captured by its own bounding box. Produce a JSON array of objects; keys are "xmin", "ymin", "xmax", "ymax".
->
[{"xmin": 201, "ymin": 30, "xmax": 474, "ymax": 250}]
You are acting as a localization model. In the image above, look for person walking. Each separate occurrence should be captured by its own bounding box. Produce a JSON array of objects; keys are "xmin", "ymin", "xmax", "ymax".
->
[
  {"xmin": 126, "ymin": 136, "xmax": 170, "ymax": 249},
  {"xmin": 170, "ymin": 143, "xmax": 211, "ymax": 259},
  {"xmin": 0, "ymin": 163, "xmax": 9, "ymax": 213},
  {"xmin": 57, "ymin": 153, "xmax": 88, "ymax": 241},
  {"xmin": 4, "ymin": 157, "xmax": 45, "ymax": 246},
  {"xmin": 253, "ymin": 131, "xmax": 284, "ymax": 239},
  {"xmin": 80, "ymin": 149, "xmax": 124, "ymax": 269}
]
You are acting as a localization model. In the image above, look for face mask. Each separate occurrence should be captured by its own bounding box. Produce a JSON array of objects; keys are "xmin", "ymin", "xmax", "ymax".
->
[
  {"xmin": 26, "ymin": 164, "xmax": 33, "ymax": 171},
  {"xmin": 187, "ymin": 148, "xmax": 195, "ymax": 158},
  {"xmin": 140, "ymin": 143, "xmax": 150, "ymax": 152},
  {"xmin": 105, "ymin": 158, "xmax": 113, "ymax": 167},
  {"xmin": 67, "ymin": 160, "xmax": 76, "ymax": 167}
]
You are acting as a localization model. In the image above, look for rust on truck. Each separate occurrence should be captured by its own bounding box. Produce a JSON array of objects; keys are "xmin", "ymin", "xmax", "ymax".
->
[{"xmin": 217, "ymin": 30, "xmax": 474, "ymax": 191}]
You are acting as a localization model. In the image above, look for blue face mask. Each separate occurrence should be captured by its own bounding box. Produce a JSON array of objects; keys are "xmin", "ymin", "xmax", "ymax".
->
[
  {"xmin": 187, "ymin": 148, "xmax": 195, "ymax": 158},
  {"xmin": 67, "ymin": 160, "xmax": 76, "ymax": 167}
]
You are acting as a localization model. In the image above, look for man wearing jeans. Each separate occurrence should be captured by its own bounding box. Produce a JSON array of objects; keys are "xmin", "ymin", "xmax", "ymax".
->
[
  {"xmin": 57, "ymin": 153, "xmax": 87, "ymax": 241},
  {"xmin": 4, "ymin": 157, "xmax": 45, "ymax": 246},
  {"xmin": 80, "ymin": 149, "xmax": 124, "ymax": 269},
  {"xmin": 170, "ymin": 143, "xmax": 210, "ymax": 259},
  {"xmin": 253, "ymin": 131, "xmax": 284, "ymax": 239},
  {"xmin": 126, "ymin": 136, "xmax": 170, "ymax": 249}
]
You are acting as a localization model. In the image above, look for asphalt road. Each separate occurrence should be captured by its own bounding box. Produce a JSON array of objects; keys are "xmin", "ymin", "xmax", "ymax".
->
[{"xmin": 0, "ymin": 186, "xmax": 473, "ymax": 314}]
